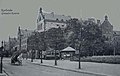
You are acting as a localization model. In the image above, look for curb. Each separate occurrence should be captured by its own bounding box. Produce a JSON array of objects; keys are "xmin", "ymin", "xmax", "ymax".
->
[
  {"xmin": 32, "ymin": 62, "xmax": 109, "ymax": 76},
  {"xmin": 3, "ymin": 68, "xmax": 9, "ymax": 76},
  {"xmin": 0, "ymin": 73, "xmax": 6, "ymax": 76},
  {"xmin": 0, "ymin": 68, "xmax": 8, "ymax": 76}
]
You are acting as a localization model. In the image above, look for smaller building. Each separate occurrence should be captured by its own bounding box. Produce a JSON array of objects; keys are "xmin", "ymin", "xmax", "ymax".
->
[
  {"xmin": 9, "ymin": 37, "xmax": 18, "ymax": 52},
  {"xmin": 3, "ymin": 41, "xmax": 10, "ymax": 57},
  {"xmin": 43, "ymin": 47, "xmax": 59, "ymax": 60},
  {"xmin": 17, "ymin": 27, "xmax": 34, "ymax": 52},
  {"xmin": 4, "ymin": 41, "xmax": 9, "ymax": 51},
  {"xmin": 60, "ymin": 46, "xmax": 76, "ymax": 60}
]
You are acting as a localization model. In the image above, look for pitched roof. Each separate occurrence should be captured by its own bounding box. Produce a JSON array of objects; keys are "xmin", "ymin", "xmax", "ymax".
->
[
  {"xmin": 20, "ymin": 29, "xmax": 33, "ymax": 35},
  {"xmin": 101, "ymin": 20, "xmax": 112, "ymax": 27},
  {"xmin": 38, "ymin": 10, "xmax": 71, "ymax": 23},
  {"xmin": 101, "ymin": 16, "xmax": 113, "ymax": 27},
  {"xmin": 114, "ymin": 31, "xmax": 120, "ymax": 36},
  {"xmin": 43, "ymin": 12, "xmax": 71, "ymax": 21},
  {"xmin": 9, "ymin": 37, "xmax": 17, "ymax": 42},
  {"xmin": 61, "ymin": 46, "xmax": 76, "ymax": 52}
]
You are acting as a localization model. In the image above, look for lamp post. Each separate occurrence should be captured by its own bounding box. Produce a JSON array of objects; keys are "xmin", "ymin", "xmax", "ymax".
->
[
  {"xmin": 19, "ymin": 34, "xmax": 22, "ymax": 53},
  {"xmin": 55, "ymin": 46, "xmax": 57, "ymax": 66},
  {"xmin": 113, "ymin": 39, "xmax": 116, "ymax": 56},
  {"xmin": 0, "ymin": 41, "xmax": 3, "ymax": 73},
  {"xmin": 54, "ymin": 25, "xmax": 61, "ymax": 66},
  {"xmin": 54, "ymin": 31, "xmax": 58, "ymax": 66}
]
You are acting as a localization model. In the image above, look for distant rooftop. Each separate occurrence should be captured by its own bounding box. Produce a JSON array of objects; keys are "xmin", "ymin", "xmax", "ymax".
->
[
  {"xmin": 38, "ymin": 8, "xmax": 71, "ymax": 22},
  {"xmin": 20, "ymin": 29, "xmax": 34, "ymax": 35},
  {"xmin": 43, "ymin": 12, "xmax": 71, "ymax": 21},
  {"xmin": 101, "ymin": 15, "xmax": 113, "ymax": 27},
  {"xmin": 114, "ymin": 31, "xmax": 120, "ymax": 36}
]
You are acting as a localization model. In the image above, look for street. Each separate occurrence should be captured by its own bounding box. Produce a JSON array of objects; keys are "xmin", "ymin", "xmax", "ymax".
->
[{"xmin": 3, "ymin": 58, "xmax": 95, "ymax": 76}]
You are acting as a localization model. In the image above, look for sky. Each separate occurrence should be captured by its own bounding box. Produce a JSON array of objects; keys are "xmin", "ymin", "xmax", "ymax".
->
[{"xmin": 0, "ymin": 0, "xmax": 120, "ymax": 45}]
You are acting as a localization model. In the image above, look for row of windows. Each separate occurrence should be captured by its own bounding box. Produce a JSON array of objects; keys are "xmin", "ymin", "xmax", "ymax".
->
[
  {"xmin": 56, "ymin": 24, "xmax": 64, "ymax": 27},
  {"xmin": 38, "ymin": 23, "xmax": 65, "ymax": 30},
  {"xmin": 23, "ymin": 33, "xmax": 31, "ymax": 38},
  {"xmin": 38, "ymin": 16, "xmax": 68, "ymax": 23},
  {"xmin": 21, "ymin": 44, "xmax": 27, "ymax": 50},
  {"xmin": 21, "ymin": 38, "xmax": 27, "ymax": 44},
  {"xmin": 56, "ymin": 19, "xmax": 66, "ymax": 22}
]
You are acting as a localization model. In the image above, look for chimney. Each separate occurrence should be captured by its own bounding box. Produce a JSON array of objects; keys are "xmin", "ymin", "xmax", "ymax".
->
[
  {"xmin": 39, "ymin": 7, "xmax": 42, "ymax": 13},
  {"xmin": 25, "ymin": 29, "xmax": 27, "ymax": 31},
  {"xmin": 97, "ymin": 20, "xmax": 100, "ymax": 24},
  {"xmin": 97, "ymin": 20, "xmax": 101, "ymax": 26},
  {"xmin": 51, "ymin": 12, "xmax": 54, "ymax": 17},
  {"xmin": 105, "ymin": 15, "xmax": 108, "ymax": 20}
]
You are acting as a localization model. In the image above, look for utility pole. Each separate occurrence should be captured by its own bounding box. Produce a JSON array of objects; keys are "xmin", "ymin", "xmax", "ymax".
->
[
  {"xmin": 79, "ymin": 24, "xmax": 82, "ymax": 69},
  {"xmin": 55, "ymin": 42, "xmax": 57, "ymax": 66},
  {"xmin": 78, "ymin": 41, "xmax": 81, "ymax": 69},
  {"xmin": 54, "ymin": 26, "xmax": 61, "ymax": 66},
  {"xmin": 54, "ymin": 30, "xmax": 58, "ymax": 66}
]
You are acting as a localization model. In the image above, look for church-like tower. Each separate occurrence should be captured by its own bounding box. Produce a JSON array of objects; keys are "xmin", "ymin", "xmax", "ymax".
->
[{"xmin": 100, "ymin": 15, "xmax": 113, "ymax": 41}]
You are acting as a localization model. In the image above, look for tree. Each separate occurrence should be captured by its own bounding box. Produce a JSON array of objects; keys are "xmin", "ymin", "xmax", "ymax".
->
[
  {"xmin": 45, "ymin": 27, "xmax": 66, "ymax": 65},
  {"xmin": 46, "ymin": 27, "xmax": 66, "ymax": 50},
  {"xmin": 65, "ymin": 18, "xmax": 104, "ymax": 56},
  {"xmin": 27, "ymin": 31, "xmax": 45, "ymax": 59}
]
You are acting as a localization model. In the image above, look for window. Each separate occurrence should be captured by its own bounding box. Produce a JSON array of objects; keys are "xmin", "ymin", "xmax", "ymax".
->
[
  {"xmin": 39, "ymin": 16, "xmax": 41, "ymax": 21},
  {"xmin": 62, "ymin": 25, "xmax": 64, "ymax": 27},
  {"xmin": 61, "ymin": 19, "xmax": 64, "ymax": 22},
  {"xmin": 38, "ymin": 23, "xmax": 42, "ymax": 30},
  {"xmin": 56, "ymin": 18, "xmax": 59, "ymax": 21},
  {"xmin": 56, "ymin": 24, "xmax": 59, "ymax": 26}
]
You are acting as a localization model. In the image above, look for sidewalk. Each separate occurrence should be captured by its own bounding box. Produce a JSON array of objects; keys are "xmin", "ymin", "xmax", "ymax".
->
[{"xmin": 29, "ymin": 59, "xmax": 119, "ymax": 76}]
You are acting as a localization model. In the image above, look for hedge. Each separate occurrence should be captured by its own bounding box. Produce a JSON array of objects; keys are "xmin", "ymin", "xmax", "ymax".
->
[{"xmin": 71, "ymin": 56, "xmax": 120, "ymax": 64}]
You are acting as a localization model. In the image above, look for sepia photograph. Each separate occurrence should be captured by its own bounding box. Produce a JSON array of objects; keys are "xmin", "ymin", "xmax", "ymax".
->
[{"xmin": 0, "ymin": 0, "xmax": 120, "ymax": 76}]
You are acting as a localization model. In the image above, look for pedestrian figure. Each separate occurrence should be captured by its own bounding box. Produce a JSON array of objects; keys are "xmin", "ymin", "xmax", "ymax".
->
[{"xmin": 18, "ymin": 54, "xmax": 22, "ymax": 65}]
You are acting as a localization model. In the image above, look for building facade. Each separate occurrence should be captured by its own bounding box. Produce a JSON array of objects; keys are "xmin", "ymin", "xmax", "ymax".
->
[{"xmin": 37, "ymin": 8, "xmax": 71, "ymax": 32}]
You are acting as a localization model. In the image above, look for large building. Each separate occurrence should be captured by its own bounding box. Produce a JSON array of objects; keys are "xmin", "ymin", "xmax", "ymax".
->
[
  {"xmin": 37, "ymin": 8, "xmax": 71, "ymax": 32},
  {"xmin": 100, "ymin": 15, "xmax": 113, "ymax": 41}
]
